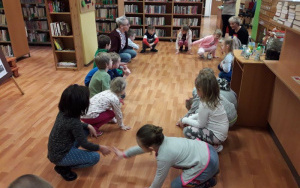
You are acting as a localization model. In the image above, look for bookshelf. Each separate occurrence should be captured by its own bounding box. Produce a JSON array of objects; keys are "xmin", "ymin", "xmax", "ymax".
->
[
  {"xmin": 44, "ymin": 0, "xmax": 86, "ymax": 70},
  {"xmin": 0, "ymin": 0, "xmax": 30, "ymax": 58},
  {"xmin": 20, "ymin": 0, "xmax": 51, "ymax": 45},
  {"xmin": 95, "ymin": 0, "xmax": 124, "ymax": 35},
  {"xmin": 124, "ymin": 0, "xmax": 203, "ymax": 40}
]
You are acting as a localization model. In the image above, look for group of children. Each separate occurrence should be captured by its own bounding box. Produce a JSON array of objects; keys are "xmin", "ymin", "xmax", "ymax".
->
[{"xmin": 47, "ymin": 24, "xmax": 238, "ymax": 187}]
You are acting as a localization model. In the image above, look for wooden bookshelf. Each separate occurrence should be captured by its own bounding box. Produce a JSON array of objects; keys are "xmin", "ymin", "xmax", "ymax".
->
[
  {"xmin": 124, "ymin": 0, "xmax": 203, "ymax": 40},
  {"xmin": 0, "ymin": 0, "xmax": 30, "ymax": 58},
  {"xmin": 20, "ymin": 0, "xmax": 50, "ymax": 46},
  {"xmin": 45, "ymin": 0, "xmax": 85, "ymax": 70}
]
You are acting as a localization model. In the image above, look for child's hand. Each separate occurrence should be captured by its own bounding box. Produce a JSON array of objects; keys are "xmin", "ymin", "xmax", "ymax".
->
[
  {"xmin": 112, "ymin": 147, "xmax": 124, "ymax": 160},
  {"xmin": 121, "ymin": 125, "xmax": 131, "ymax": 131},
  {"xmin": 99, "ymin": 145, "xmax": 111, "ymax": 156},
  {"xmin": 87, "ymin": 124, "xmax": 97, "ymax": 138},
  {"xmin": 214, "ymin": 56, "xmax": 219, "ymax": 58}
]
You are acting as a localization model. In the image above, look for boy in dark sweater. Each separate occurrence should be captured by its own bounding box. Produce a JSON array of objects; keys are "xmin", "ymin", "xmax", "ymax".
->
[
  {"xmin": 141, "ymin": 25, "xmax": 159, "ymax": 53},
  {"xmin": 93, "ymin": 34, "xmax": 111, "ymax": 68}
]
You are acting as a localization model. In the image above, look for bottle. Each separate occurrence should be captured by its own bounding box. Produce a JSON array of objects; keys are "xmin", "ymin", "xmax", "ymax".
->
[
  {"xmin": 248, "ymin": 36, "xmax": 253, "ymax": 52},
  {"xmin": 254, "ymin": 46, "xmax": 262, "ymax": 61}
]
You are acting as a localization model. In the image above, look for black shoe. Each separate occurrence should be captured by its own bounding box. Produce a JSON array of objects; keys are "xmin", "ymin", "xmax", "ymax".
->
[
  {"xmin": 179, "ymin": 46, "xmax": 183, "ymax": 52},
  {"xmin": 151, "ymin": 48, "xmax": 158, "ymax": 52},
  {"xmin": 140, "ymin": 49, "xmax": 146, "ymax": 53},
  {"xmin": 54, "ymin": 166, "xmax": 77, "ymax": 181},
  {"xmin": 185, "ymin": 47, "xmax": 188, "ymax": 52},
  {"xmin": 120, "ymin": 94, "xmax": 126, "ymax": 99}
]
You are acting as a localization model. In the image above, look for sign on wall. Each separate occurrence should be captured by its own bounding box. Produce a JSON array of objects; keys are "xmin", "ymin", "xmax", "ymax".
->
[{"xmin": 80, "ymin": 0, "xmax": 96, "ymax": 13}]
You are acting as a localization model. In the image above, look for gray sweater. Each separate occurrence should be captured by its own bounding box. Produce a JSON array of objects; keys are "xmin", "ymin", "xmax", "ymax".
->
[
  {"xmin": 124, "ymin": 136, "xmax": 210, "ymax": 188},
  {"xmin": 48, "ymin": 112, "xmax": 99, "ymax": 163}
]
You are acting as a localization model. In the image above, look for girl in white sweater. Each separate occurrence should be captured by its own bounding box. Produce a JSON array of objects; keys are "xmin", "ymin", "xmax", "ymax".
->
[
  {"xmin": 113, "ymin": 124, "xmax": 219, "ymax": 188},
  {"xmin": 177, "ymin": 68, "xmax": 229, "ymax": 152}
]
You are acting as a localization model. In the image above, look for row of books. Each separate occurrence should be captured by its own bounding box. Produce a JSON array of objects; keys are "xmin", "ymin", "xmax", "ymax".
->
[
  {"xmin": 21, "ymin": 0, "xmax": 44, "ymax": 3},
  {"xmin": 274, "ymin": 2, "xmax": 300, "ymax": 31},
  {"xmin": 53, "ymin": 38, "xmax": 73, "ymax": 50},
  {"xmin": 48, "ymin": 0, "xmax": 68, "ymax": 13},
  {"xmin": 145, "ymin": 17, "xmax": 165, "ymax": 25},
  {"xmin": 57, "ymin": 62, "xmax": 76, "ymax": 67},
  {"xmin": 96, "ymin": 22, "xmax": 117, "ymax": 32},
  {"xmin": 130, "ymin": 28, "xmax": 143, "ymax": 36},
  {"xmin": 145, "ymin": 5, "xmax": 166, "ymax": 14},
  {"xmin": 96, "ymin": 0, "xmax": 117, "ymax": 4},
  {"xmin": 174, "ymin": 0, "xmax": 201, "ymax": 2},
  {"xmin": 27, "ymin": 32, "xmax": 49, "ymax": 42},
  {"xmin": 0, "ymin": 14, "xmax": 6, "ymax": 26},
  {"xmin": 0, "ymin": 45, "xmax": 13, "ymax": 56},
  {"xmin": 155, "ymin": 29, "xmax": 166, "ymax": 37},
  {"xmin": 174, "ymin": 6, "xmax": 198, "ymax": 14},
  {"xmin": 96, "ymin": 4, "xmax": 118, "ymax": 8},
  {"xmin": 25, "ymin": 20, "xmax": 48, "ymax": 30},
  {"xmin": 22, "ymin": 7, "xmax": 46, "ymax": 19},
  {"xmin": 145, "ymin": 0, "xmax": 168, "ymax": 2},
  {"xmin": 125, "ymin": 5, "xmax": 139, "ymax": 13},
  {"xmin": 50, "ymin": 22, "xmax": 71, "ymax": 36},
  {"xmin": 128, "ymin": 17, "xmax": 142, "ymax": 25},
  {"xmin": 0, "ymin": 29, "xmax": 9, "ymax": 41},
  {"xmin": 173, "ymin": 18, "xmax": 198, "ymax": 26},
  {"xmin": 96, "ymin": 8, "xmax": 118, "ymax": 19}
]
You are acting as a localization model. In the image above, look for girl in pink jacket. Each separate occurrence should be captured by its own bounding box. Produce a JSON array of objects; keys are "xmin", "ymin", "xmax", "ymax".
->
[{"xmin": 192, "ymin": 29, "xmax": 222, "ymax": 60}]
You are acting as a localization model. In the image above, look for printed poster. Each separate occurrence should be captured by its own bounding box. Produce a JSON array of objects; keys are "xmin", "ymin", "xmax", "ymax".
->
[
  {"xmin": 80, "ymin": 0, "xmax": 96, "ymax": 13},
  {"xmin": 0, "ymin": 58, "xmax": 8, "ymax": 79}
]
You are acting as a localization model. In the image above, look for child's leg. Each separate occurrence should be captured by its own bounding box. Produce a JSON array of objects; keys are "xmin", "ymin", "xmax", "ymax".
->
[
  {"xmin": 183, "ymin": 126, "xmax": 222, "ymax": 145},
  {"xmin": 183, "ymin": 40, "xmax": 189, "ymax": 51},
  {"xmin": 81, "ymin": 110, "xmax": 115, "ymax": 130},
  {"xmin": 178, "ymin": 40, "xmax": 184, "ymax": 47},
  {"xmin": 205, "ymin": 45, "xmax": 217, "ymax": 57},
  {"xmin": 197, "ymin": 48, "xmax": 205, "ymax": 56}
]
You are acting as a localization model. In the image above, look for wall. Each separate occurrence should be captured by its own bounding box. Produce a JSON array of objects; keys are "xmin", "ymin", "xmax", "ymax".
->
[{"xmin": 251, "ymin": 0, "xmax": 261, "ymax": 40}]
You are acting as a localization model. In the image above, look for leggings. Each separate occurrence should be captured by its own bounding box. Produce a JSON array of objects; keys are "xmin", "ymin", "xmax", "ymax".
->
[
  {"xmin": 183, "ymin": 126, "xmax": 222, "ymax": 145},
  {"xmin": 81, "ymin": 110, "xmax": 115, "ymax": 131}
]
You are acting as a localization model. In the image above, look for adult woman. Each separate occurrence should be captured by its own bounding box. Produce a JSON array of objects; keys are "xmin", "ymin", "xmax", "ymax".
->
[
  {"xmin": 109, "ymin": 16, "xmax": 137, "ymax": 63},
  {"xmin": 221, "ymin": 0, "xmax": 236, "ymax": 38},
  {"xmin": 229, "ymin": 16, "xmax": 249, "ymax": 45}
]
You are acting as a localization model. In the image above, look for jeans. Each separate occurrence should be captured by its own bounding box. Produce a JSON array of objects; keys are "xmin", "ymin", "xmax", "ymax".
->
[
  {"xmin": 171, "ymin": 144, "xmax": 219, "ymax": 188},
  {"xmin": 56, "ymin": 130, "xmax": 100, "ymax": 169},
  {"xmin": 119, "ymin": 48, "xmax": 137, "ymax": 63},
  {"xmin": 218, "ymin": 64, "xmax": 232, "ymax": 82}
]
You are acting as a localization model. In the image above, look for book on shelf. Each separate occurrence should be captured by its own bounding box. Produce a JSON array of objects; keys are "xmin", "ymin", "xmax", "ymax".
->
[
  {"xmin": 25, "ymin": 20, "xmax": 48, "ymax": 30},
  {"xmin": 173, "ymin": 18, "xmax": 198, "ymax": 26},
  {"xmin": 97, "ymin": 0, "xmax": 117, "ymax": 5},
  {"xmin": 125, "ymin": 4, "xmax": 139, "ymax": 13},
  {"xmin": 127, "ymin": 17, "xmax": 142, "ymax": 25},
  {"xmin": 96, "ymin": 8, "xmax": 118, "ymax": 19},
  {"xmin": 130, "ymin": 28, "xmax": 143, "ymax": 36},
  {"xmin": 57, "ymin": 61, "xmax": 76, "ymax": 67},
  {"xmin": 174, "ymin": 6, "xmax": 198, "ymax": 14},
  {"xmin": 145, "ymin": 17, "xmax": 165, "ymax": 25},
  {"xmin": 145, "ymin": 5, "xmax": 166, "ymax": 14},
  {"xmin": 0, "ymin": 13, "xmax": 6, "ymax": 25},
  {"xmin": 21, "ymin": 0, "xmax": 45, "ymax": 3},
  {"xmin": 0, "ymin": 29, "xmax": 10, "ymax": 41},
  {"xmin": 50, "ymin": 22, "xmax": 71, "ymax": 36},
  {"xmin": 174, "ymin": 0, "xmax": 202, "ymax": 2},
  {"xmin": 22, "ymin": 6, "xmax": 46, "ymax": 19},
  {"xmin": 28, "ymin": 32, "xmax": 49, "ymax": 42},
  {"xmin": 53, "ymin": 38, "xmax": 64, "ymax": 50},
  {"xmin": 155, "ymin": 29, "xmax": 165, "ymax": 37},
  {"xmin": 96, "ymin": 22, "xmax": 117, "ymax": 32},
  {"xmin": 0, "ymin": 45, "xmax": 13, "ymax": 56},
  {"xmin": 48, "ymin": 0, "xmax": 68, "ymax": 12},
  {"xmin": 145, "ymin": 0, "xmax": 168, "ymax": 2}
]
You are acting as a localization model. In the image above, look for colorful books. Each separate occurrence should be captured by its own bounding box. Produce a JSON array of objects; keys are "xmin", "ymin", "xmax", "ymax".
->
[{"xmin": 50, "ymin": 22, "xmax": 71, "ymax": 36}]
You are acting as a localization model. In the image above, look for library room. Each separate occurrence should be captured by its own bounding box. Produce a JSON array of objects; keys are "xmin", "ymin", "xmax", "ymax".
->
[{"xmin": 0, "ymin": 0, "xmax": 299, "ymax": 187}]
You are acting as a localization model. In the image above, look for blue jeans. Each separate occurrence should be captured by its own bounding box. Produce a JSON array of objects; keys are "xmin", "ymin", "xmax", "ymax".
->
[
  {"xmin": 56, "ymin": 129, "xmax": 100, "ymax": 169},
  {"xmin": 171, "ymin": 144, "xmax": 219, "ymax": 188},
  {"xmin": 119, "ymin": 48, "xmax": 137, "ymax": 63},
  {"xmin": 218, "ymin": 64, "xmax": 232, "ymax": 82}
]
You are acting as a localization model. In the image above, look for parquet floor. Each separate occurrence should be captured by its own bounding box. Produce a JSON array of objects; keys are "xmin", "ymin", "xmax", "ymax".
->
[{"xmin": 0, "ymin": 17, "xmax": 298, "ymax": 188}]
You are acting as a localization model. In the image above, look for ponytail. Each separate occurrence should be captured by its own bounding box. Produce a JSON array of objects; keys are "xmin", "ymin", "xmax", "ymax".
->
[{"xmin": 136, "ymin": 124, "xmax": 164, "ymax": 148}]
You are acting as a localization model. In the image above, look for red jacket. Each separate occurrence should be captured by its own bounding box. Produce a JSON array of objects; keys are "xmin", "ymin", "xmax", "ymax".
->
[{"xmin": 109, "ymin": 29, "xmax": 128, "ymax": 53}]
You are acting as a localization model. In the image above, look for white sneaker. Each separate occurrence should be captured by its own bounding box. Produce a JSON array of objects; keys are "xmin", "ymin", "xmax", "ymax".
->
[
  {"xmin": 207, "ymin": 53, "xmax": 212, "ymax": 60},
  {"xmin": 109, "ymin": 117, "xmax": 117, "ymax": 124},
  {"xmin": 214, "ymin": 145, "xmax": 223, "ymax": 153},
  {"xmin": 200, "ymin": 54, "xmax": 205, "ymax": 58}
]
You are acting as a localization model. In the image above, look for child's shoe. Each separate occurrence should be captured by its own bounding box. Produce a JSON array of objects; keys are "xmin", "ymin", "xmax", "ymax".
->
[
  {"xmin": 151, "ymin": 48, "xmax": 158, "ymax": 52},
  {"xmin": 185, "ymin": 47, "xmax": 188, "ymax": 51},
  {"xmin": 207, "ymin": 53, "xmax": 212, "ymax": 60},
  {"xmin": 54, "ymin": 166, "xmax": 77, "ymax": 181},
  {"xmin": 179, "ymin": 46, "xmax": 183, "ymax": 52},
  {"xmin": 140, "ymin": 49, "xmax": 146, "ymax": 53},
  {"xmin": 213, "ymin": 144, "xmax": 223, "ymax": 153},
  {"xmin": 96, "ymin": 130, "xmax": 103, "ymax": 137},
  {"xmin": 200, "ymin": 54, "xmax": 205, "ymax": 59}
]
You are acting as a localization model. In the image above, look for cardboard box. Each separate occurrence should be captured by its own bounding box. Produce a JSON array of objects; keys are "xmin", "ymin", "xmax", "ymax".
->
[
  {"xmin": 296, "ymin": 5, "xmax": 300, "ymax": 11},
  {"xmin": 282, "ymin": 9, "xmax": 288, "ymax": 14},
  {"xmin": 273, "ymin": 16, "xmax": 279, "ymax": 21}
]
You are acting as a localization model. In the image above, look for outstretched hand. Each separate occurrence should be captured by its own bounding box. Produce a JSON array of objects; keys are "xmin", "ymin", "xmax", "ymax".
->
[
  {"xmin": 112, "ymin": 147, "xmax": 125, "ymax": 160},
  {"xmin": 87, "ymin": 124, "xmax": 97, "ymax": 138},
  {"xmin": 121, "ymin": 125, "xmax": 131, "ymax": 131},
  {"xmin": 99, "ymin": 145, "xmax": 111, "ymax": 156}
]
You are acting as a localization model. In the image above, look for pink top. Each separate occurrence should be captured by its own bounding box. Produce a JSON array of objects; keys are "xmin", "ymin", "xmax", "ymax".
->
[{"xmin": 192, "ymin": 35, "xmax": 219, "ymax": 48}]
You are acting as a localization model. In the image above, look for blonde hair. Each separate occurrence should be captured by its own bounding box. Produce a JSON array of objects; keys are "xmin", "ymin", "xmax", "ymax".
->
[
  {"xmin": 195, "ymin": 68, "xmax": 220, "ymax": 109},
  {"xmin": 224, "ymin": 38, "xmax": 234, "ymax": 52},
  {"xmin": 110, "ymin": 77, "xmax": 127, "ymax": 95},
  {"xmin": 228, "ymin": 16, "xmax": 241, "ymax": 26},
  {"xmin": 110, "ymin": 52, "xmax": 120, "ymax": 65},
  {"xmin": 214, "ymin": 29, "xmax": 222, "ymax": 37},
  {"xmin": 95, "ymin": 52, "xmax": 111, "ymax": 70}
]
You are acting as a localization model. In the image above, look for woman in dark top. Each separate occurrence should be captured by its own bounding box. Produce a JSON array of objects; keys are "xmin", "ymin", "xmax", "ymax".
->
[
  {"xmin": 109, "ymin": 16, "xmax": 137, "ymax": 63},
  {"xmin": 229, "ymin": 16, "xmax": 249, "ymax": 45},
  {"xmin": 47, "ymin": 85, "xmax": 111, "ymax": 181}
]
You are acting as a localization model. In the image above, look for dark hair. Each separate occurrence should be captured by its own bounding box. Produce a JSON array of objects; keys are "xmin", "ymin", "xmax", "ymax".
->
[
  {"xmin": 58, "ymin": 84, "xmax": 90, "ymax": 118},
  {"xmin": 195, "ymin": 68, "xmax": 220, "ymax": 109},
  {"xmin": 95, "ymin": 52, "xmax": 111, "ymax": 69},
  {"xmin": 9, "ymin": 174, "xmax": 53, "ymax": 188},
  {"xmin": 98, "ymin": 35, "xmax": 111, "ymax": 49},
  {"xmin": 182, "ymin": 25, "xmax": 190, "ymax": 31},
  {"xmin": 127, "ymin": 29, "xmax": 136, "ymax": 37},
  {"xmin": 147, "ymin": 25, "xmax": 155, "ymax": 30},
  {"xmin": 136, "ymin": 124, "xmax": 164, "ymax": 148}
]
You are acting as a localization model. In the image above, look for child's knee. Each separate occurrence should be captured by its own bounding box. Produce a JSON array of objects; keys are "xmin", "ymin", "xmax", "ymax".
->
[{"xmin": 91, "ymin": 152, "xmax": 100, "ymax": 165}]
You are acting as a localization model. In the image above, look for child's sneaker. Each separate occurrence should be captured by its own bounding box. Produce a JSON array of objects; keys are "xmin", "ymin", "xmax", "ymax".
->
[
  {"xmin": 140, "ymin": 49, "xmax": 146, "ymax": 53},
  {"xmin": 179, "ymin": 46, "xmax": 183, "ymax": 52},
  {"xmin": 151, "ymin": 48, "xmax": 158, "ymax": 52},
  {"xmin": 200, "ymin": 54, "xmax": 205, "ymax": 59},
  {"xmin": 207, "ymin": 53, "xmax": 212, "ymax": 60},
  {"xmin": 54, "ymin": 166, "xmax": 77, "ymax": 181},
  {"xmin": 214, "ymin": 145, "xmax": 223, "ymax": 153},
  {"xmin": 96, "ymin": 130, "xmax": 103, "ymax": 137}
]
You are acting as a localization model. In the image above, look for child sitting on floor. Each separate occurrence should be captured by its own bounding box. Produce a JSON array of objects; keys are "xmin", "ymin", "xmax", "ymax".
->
[
  {"xmin": 112, "ymin": 124, "xmax": 219, "ymax": 188},
  {"xmin": 218, "ymin": 38, "xmax": 234, "ymax": 82},
  {"xmin": 192, "ymin": 29, "xmax": 222, "ymax": 60},
  {"xmin": 89, "ymin": 52, "xmax": 112, "ymax": 98},
  {"xmin": 177, "ymin": 68, "xmax": 229, "ymax": 152},
  {"xmin": 127, "ymin": 29, "xmax": 139, "ymax": 50},
  {"xmin": 141, "ymin": 25, "xmax": 159, "ymax": 53},
  {"xmin": 108, "ymin": 52, "xmax": 131, "ymax": 80},
  {"xmin": 175, "ymin": 25, "xmax": 192, "ymax": 54},
  {"xmin": 81, "ymin": 77, "xmax": 131, "ymax": 136}
]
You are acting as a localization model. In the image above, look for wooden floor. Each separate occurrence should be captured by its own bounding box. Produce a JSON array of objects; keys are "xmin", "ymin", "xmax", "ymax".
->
[{"xmin": 0, "ymin": 17, "xmax": 298, "ymax": 188}]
